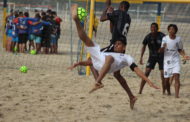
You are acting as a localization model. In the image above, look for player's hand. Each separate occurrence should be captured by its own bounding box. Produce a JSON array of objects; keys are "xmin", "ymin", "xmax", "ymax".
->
[
  {"xmin": 149, "ymin": 82, "xmax": 160, "ymax": 89},
  {"xmin": 183, "ymin": 55, "xmax": 190, "ymax": 60},
  {"xmin": 71, "ymin": 4, "xmax": 78, "ymax": 20},
  {"xmin": 67, "ymin": 62, "xmax": 80, "ymax": 70},
  {"xmin": 139, "ymin": 58, "xmax": 143, "ymax": 65},
  {"xmin": 107, "ymin": 6, "xmax": 114, "ymax": 13},
  {"xmin": 34, "ymin": 30, "xmax": 39, "ymax": 33},
  {"xmin": 163, "ymin": 43, "xmax": 167, "ymax": 48}
]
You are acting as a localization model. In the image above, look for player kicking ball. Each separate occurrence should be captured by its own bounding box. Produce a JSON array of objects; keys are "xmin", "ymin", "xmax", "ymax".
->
[{"xmin": 70, "ymin": 4, "xmax": 159, "ymax": 109}]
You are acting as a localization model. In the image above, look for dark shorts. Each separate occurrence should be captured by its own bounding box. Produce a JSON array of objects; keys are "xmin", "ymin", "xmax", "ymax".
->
[
  {"xmin": 41, "ymin": 36, "xmax": 50, "ymax": 48},
  {"xmin": 18, "ymin": 34, "xmax": 28, "ymax": 44},
  {"xmin": 100, "ymin": 43, "xmax": 114, "ymax": 52},
  {"xmin": 146, "ymin": 56, "xmax": 164, "ymax": 70}
]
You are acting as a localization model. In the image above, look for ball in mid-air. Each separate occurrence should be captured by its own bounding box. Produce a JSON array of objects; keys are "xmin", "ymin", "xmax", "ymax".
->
[
  {"xmin": 77, "ymin": 7, "xmax": 87, "ymax": 22},
  {"xmin": 20, "ymin": 66, "xmax": 28, "ymax": 73}
]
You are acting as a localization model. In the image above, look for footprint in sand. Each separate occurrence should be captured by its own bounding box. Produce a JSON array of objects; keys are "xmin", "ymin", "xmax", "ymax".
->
[
  {"xmin": 101, "ymin": 104, "xmax": 112, "ymax": 109},
  {"xmin": 68, "ymin": 106, "xmax": 75, "ymax": 110},
  {"xmin": 180, "ymin": 100, "xmax": 188, "ymax": 104},
  {"xmin": 157, "ymin": 109, "xmax": 163, "ymax": 113},
  {"xmin": 0, "ymin": 113, "xmax": 4, "ymax": 118},
  {"xmin": 79, "ymin": 97, "xmax": 85, "ymax": 99}
]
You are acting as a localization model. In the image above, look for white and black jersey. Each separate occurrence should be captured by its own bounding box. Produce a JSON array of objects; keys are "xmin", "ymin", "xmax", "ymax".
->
[
  {"xmin": 107, "ymin": 10, "xmax": 131, "ymax": 44},
  {"xmin": 143, "ymin": 32, "xmax": 165, "ymax": 57},
  {"xmin": 86, "ymin": 43, "xmax": 137, "ymax": 73},
  {"xmin": 142, "ymin": 32, "xmax": 165, "ymax": 70},
  {"xmin": 161, "ymin": 35, "xmax": 183, "ymax": 78}
]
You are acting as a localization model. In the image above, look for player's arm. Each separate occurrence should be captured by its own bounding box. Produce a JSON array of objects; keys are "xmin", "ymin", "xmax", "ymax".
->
[
  {"xmin": 133, "ymin": 66, "xmax": 160, "ymax": 89},
  {"xmin": 178, "ymin": 49, "xmax": 190, "ymax": 60},
  {"xmin": 139, "ymin": 45, "xmax": 146, "ymax": 65},
  {"xmin": 106, "ymin": 0, "xmax": 111, "ymax": 6},
  {"xmin": 140, "ymin": 36, "xmax": 148, "ymax": 65},
  {"xmin": 100, "ymin": 0, "xmax": 112, "ymax": 22},
  {"xmin": 158, "ymin": 38, "xmax": 167, "ymax": 53},
  {"xmin": 177, "ymin": 41, "xmax": 190, "ymax": 60},
  {"xmin": 31, "ymin": 21, "xmax": 41, "ymax": 26}
]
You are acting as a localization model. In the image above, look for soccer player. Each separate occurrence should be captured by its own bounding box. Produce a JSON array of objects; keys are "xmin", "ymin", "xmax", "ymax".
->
[
  {"xmin": 11, "ymin": 12, "xmax": 19, "ymax": 52},
  {"xmin": 159, "ymin": 24, "xmax": 190, "ymax": 98},
  {"xmin": 100, "ymin": 0, "xmax": 131, "ymax": 52},
  {"xmin": 17, "ymin": 12, "xmax": 29, "ymax": 53},
  {"xmin": 70, "ymin": 4, "xmax": 160, "ymax": 109},
  {"xmin": 5, "ymin": 10, "xmax": 14, "ymax": 52},
  {"xmin": 139, "ymin": 23, "xmax": 165, "ymax": 94}
]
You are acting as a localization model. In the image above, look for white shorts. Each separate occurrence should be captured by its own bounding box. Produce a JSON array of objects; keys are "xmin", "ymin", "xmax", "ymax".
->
[
  {"xmin": 86, "ymin": 43, "xmax": 105, "ymax": 71},
  {"xmin": 164, "ymin": 65, "xmax": 180, "ymax": 78}
]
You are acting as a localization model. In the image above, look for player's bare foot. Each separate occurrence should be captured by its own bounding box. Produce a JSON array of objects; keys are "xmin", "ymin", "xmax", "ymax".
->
[
  {"xmin": 67, "ymin": 62, "xmax": 80, "ymax": 70},
  {"xmin": 71, "ymin": 4, "xmax": 78, "ymax": 20},
  {"xmin": 130, "ymin": 97, "xmax": 137, "ymax": 110},
  {"xmin": 149, "ymin": 82, "xmax": 160, "ymax": 89},
  {"xmin": 89, "ymin": 83, "xmax": 104, "ymax": 93}
]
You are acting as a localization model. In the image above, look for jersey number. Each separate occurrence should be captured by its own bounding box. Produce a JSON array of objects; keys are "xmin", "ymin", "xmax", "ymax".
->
[{"xmin": 122, "ymin": 23, "xmax": 129, "ymax": 38}]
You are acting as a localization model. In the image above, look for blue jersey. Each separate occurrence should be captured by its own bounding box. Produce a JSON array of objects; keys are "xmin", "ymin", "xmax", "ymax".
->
[
  {"xmin": 12, "ymin": 22, "xmax": 19, "ymax": 37},
  {"xmin": 27, "ymin": 18, "xmax": 39, "ymax": 35},
  {"xmin": 6, "ymin": 16, "xmax": 14, "ymax": 34},
  {"xmin": 31, "ymin": 21, "xmax": 51, "ymax": 35},
  {"xmin": 17, "ymin": 17, "xmax": 30, "ymax": 34},
  {"xmin": 6, "ymin": 16, "xmax": 14, "ymax": 29}
]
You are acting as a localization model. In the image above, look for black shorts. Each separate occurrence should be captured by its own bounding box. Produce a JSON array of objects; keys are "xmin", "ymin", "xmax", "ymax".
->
[
  {"xmin": 41, "ymin": 37, "xmax": 50, "ymax": 48},
  {"xmin": 18, "ymin": 34, "xmax": 28, "ymax": 44},
  {"xmin": 146, "ymin": 56, "xmax": 164, "ymax": 70},
  {"xmin": 100, "ymin": 43, "xmax": 114, "ymax": 52}
]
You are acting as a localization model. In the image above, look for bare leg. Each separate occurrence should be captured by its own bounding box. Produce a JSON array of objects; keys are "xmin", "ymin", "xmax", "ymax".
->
[
  {"xmin": 19, "ymin": 43, "xmax": 22, "ymax": 53},
  {"xmin": 89, "ymin": 56, "xmax": 114, "ymax": 93},
  {"xmin": 174, "ymin": 74, "xmax": 180, "ymax": 98},
  {"xmin": 169, "ymin": 76, "xmax": 174, "ymax": 86},
  {"xmin": 90, "ymin": 66, "xmax": 99, "ymax": 80},
  {"xmin": 71, "ymin": 4, "xmax": 94, "ymax": 47},
  {"xmin": 139, "ymin": 68, "xmax": 151, "ymax": 94},
  {"xmin": 160, "ymin": 70, "xmax": 166, "ymax": 94},
  {"xmin": 114, "ymin": 70, "xmax": 137, "ymax": 110},
  {"xmin": 165, "ymin": 78, "xmax": 171, "ymax": 95},
  {"xmin": 6, "ymin": 37, "xmax": 12, "ymax": 52},
  {"xmin": 67, "ymin": 58, "xmax": 93, "ymax": 70}
]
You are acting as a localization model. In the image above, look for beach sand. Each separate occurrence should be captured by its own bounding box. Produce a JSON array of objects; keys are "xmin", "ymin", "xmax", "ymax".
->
[
  {"xmin": 0, "ymin": 10, "xmax": 190, "ymax": 122},
  {"xmin": 0, "ymin": 53, "xmax": 190, "ymax": 122}
]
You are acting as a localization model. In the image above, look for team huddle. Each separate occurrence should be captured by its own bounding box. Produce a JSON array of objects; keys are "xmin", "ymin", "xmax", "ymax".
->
[
  {"xmin": 69, "ymin": 0, "xmax": 190, "ymax": 110},
  {"xmin": 5, "ymin": 9, "xmax": 62, "ymax": 54}
]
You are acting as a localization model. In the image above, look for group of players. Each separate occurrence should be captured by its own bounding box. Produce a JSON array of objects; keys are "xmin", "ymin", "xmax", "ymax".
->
[
  {"xmin": 5, "ymin": 9, "xmax": 62, "ymax": 54},
  {"xmin": 69, "ymin": 0, "xmax": 190, "ymax": 109}
]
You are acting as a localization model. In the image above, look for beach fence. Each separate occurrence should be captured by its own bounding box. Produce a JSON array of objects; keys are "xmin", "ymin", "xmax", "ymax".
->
[{"xmin": 0, "ymin": 0, "xmax": 190, "ymax": 82}]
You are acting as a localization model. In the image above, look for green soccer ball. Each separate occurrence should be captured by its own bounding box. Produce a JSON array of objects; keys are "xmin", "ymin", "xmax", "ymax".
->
[
  {"xmin": 20, "ymin": 66, "xmax": 28, "ymax": 73},
  {"xmin": 14, "ymin": 47, "xmax": 18, "ymax": 52},
  {"xmin": 30, "ymin": 50, "xmax": 36, "ymax": 55},
  {"xmin": 77, "ymin": 7, "xmax": 87, "ymax": 22}
]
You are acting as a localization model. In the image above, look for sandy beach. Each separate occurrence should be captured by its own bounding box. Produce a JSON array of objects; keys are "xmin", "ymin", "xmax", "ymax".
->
[
  {"xmin": 0, "ymin": 8, "xmax": 190, "ymax": 122},
  {"xmin": 0, "ymin": 51, "xmax": 190, "ymax": 122}
]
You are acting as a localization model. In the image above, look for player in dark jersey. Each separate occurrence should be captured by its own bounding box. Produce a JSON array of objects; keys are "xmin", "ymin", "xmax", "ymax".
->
[
  {"xmin": 100, "ymin": 0, "xmax": 131, "ymax": 52},
  {"xmin": 139, "ymin": 23, "xmax": 165, "ymax": 94}
]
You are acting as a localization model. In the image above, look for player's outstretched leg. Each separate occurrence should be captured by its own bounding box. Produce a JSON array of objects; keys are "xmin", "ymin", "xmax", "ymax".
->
[
  {"xmin": 71, "ymin": 4, "xmax": 94, "ymax": 47},
  {"xmin": 114, "ymin": 71, "xmax": 137, "ymax": 110},
  {"xmin": 89, "ymin": 56, "xmax": 114, "ymax": 93},
  {"xmin": 67, "ymin": 58, "xmax": 93, "ymax": 70}
]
